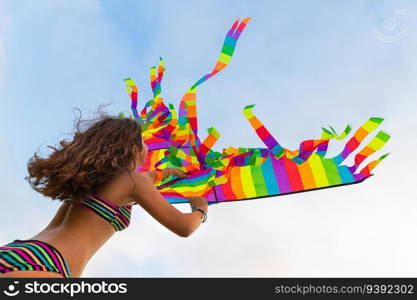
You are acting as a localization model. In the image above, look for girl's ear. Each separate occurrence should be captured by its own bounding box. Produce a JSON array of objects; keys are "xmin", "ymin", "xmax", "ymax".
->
[{"xmin": 132, "ymin": 144, "xmax": 139, "ymax": 157}]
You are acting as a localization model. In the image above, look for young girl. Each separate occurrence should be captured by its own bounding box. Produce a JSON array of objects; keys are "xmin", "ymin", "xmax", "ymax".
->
[{"xmin": 0, "ymin": 111, "xmax": 208, "ymax": 278}]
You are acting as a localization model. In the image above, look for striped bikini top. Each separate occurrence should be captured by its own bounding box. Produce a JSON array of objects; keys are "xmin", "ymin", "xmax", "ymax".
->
[{"xmin": 63, "ymin": 194, "xmax": 133, "ymax": 232}]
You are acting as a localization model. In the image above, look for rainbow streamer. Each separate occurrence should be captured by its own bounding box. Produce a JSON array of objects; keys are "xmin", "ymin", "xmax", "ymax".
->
[{"xmin": 121, "ymin": 17, "xmax": 391, "ymax": 205}]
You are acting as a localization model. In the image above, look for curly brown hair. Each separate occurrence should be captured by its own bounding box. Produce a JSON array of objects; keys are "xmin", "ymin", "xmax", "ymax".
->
[{"xmin": 25, "ymin": 105, "xmax": 143, "ymax": 203}]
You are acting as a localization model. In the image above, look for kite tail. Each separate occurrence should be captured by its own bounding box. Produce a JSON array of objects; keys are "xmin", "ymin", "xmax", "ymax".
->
[
  {"xmin": 124, "ymin": 58, "xmax": 170, "ymax": 129},
  {"xmin": 290, "ymin": 124, "xmax": 352, "ymax": 163},
  {"xmin": 332, "ymin": 117, "xmax": 384, "ymax": 165},
  {"xmin": 124, "ymin": 78, "xmax": 143, "ymax": 125},
  {"xmin": 198, "ymin": 127, "xmax": 221, "ymax": 163},
  {"xmin": 243, "ymin": 103, "xmax": 354, "ymax": 163},
  {"xmin": 349, "ymin": 130, "xmax": 391, "ymax": 174},
  {"xmin": 358, "ymin": 152, "xmax": 391, "ymax": 178},
  {"xmin": 178, "ymin": 17, "xmax": 251, "ymax": 140},
  {"xmin": 141, "ymin": 58, "xmax": 166, "ymax": 121},
  {"xmin": 152, "ymin": 103, "xmax": 178, "ymax": 141},
  {"xmin": 316, "ymin": 125, "xmax": 352, "ymax": 158},
  {"xmin": 146, "ymin": 58, "xmax": 170, "ymax": 123},
  {"xmin": 139, "ymin": 58, "xmax": 172, "ymax": 130},
  {"xmin": 150, "ymin": 57, "xmax": 165, "ymax": 98},
  {"xmin": 243, "ymin": 104, "xmax": 285, "ymax": 159},
  {"xmin": 155, "ymin": 146, "xmax": 200, "ymax": 173}
]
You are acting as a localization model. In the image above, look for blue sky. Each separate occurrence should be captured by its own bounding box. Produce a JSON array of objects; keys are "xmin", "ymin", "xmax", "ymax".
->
[{"xmin": 1, "ymin": 0, "xmax": 417, "ymax": 277}]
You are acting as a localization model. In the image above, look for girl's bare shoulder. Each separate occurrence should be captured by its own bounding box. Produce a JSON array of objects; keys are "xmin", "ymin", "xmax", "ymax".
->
[{"xmin": 0, "ymin": 270, "xmax": 65, "ymax": 278}]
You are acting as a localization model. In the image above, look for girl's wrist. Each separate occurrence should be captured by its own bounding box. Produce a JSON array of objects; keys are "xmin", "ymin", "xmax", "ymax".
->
[{"xmin": 190, "ymin": 205, "xmax": 207, "ymax": 223}]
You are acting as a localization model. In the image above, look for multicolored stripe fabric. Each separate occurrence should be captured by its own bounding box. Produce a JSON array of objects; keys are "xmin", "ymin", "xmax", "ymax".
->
[
  {"xmin": 0, "ymin": 239, "xmax": 71, "ymax": 278},
  {"xmin": 64, "ymin": 194, "xmax": 132, "ymax": 232},
  {"xmin": 119, "ymin": 17, "xmax": 391, "ymax": 204}
]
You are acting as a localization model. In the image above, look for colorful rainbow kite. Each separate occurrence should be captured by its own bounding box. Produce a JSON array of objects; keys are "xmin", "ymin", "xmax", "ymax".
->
[{"xmin": 120, "ymin": 17, "xmax": 391, "ymax": 205}]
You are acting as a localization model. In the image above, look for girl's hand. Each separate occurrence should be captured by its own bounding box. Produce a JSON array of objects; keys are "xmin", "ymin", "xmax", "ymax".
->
[
  {"xmin": 189, "ymin": 196, "xmax": 208, "ymax": 212},
  {"xmin": 148, "ymin": 168, "xmax": 188, "ymax": 184},
  {"xmin": 170, "ymin": 168, "xmax": 188, "ymax": 179}
]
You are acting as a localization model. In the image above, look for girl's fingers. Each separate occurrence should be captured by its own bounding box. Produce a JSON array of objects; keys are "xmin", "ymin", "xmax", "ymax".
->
[{"xmin": 173, "ymin": 168, "xmax": 188, "ymax": 178}]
